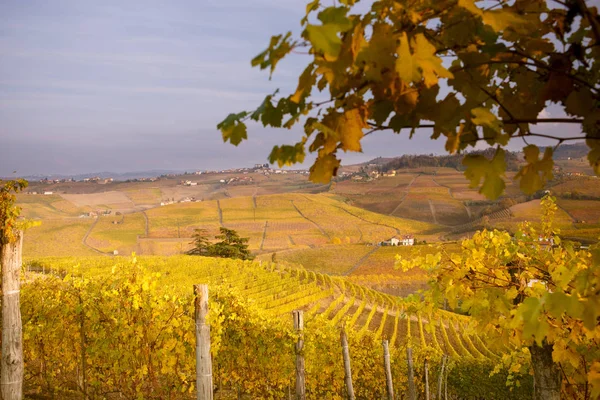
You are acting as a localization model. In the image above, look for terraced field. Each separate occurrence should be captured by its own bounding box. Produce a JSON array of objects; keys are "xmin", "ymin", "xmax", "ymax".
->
[
  {"xmin": 20, "ymin": 192, "xmax": 442, "ymax": 258},
  {"xmin": 30, "ymin": 255, "xmax": 498, "ymax": 359}
]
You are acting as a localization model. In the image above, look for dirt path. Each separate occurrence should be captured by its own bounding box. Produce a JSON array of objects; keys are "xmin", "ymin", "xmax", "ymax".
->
[
  {"xmin": 389, "ymin": 174, "xmax": 419, "ymax": 216},
  {"xmin": 428, "ymin": 199, "xmax": 438, "ymax": 225},
  {"xmin": 433, "ymin": 176, "xmax": 474, "ymax": 220},
  {"xmin": 290, "ymin": 200, "xmax": 331, "ymax": 239},
  {"xmin": 389, "ymin": 192, "xmax": 409, "ymax": 216},
  {"xmin": 464, "ymin": 204, "xmax": 472, "ymax": 219},
  {"xmin": 335, "ymin": 206, "xmax": 401, "ymax": 235},
  {"xmin": 216, "ymin": 200, "xmax": 225, "ymax": 227},
  {"xmin": 142, "ymin": 211, "xmax": 149, "ymax": 236},
  {"xmin": 344, "ymin": 246, "xmax": 379, "ymax": 276},
  {"xmin": 259, "ymin": 221, "xmax": 268, "ymax": 250},
  {"xmin": 556, "ymin": 201, "xmax": 578, "ymax": 228},
  {"xmin": 82, "ymin": 218, "xmax": 109, "ymax": 256}
]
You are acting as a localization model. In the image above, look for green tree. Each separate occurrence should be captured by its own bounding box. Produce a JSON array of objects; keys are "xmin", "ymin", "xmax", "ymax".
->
[
  {"xmin": 219, "ymin": 0, "xmax": 600, "ymax": 199},
  {"xmin": 211, "ymin": 228, "xmax": 254, "ymax": 260},
  {"xmin": 187, "ymin": 228, "xmax": 212, "ymax": 256},
  {"xmin": 187, "ymin": 228, "xmax": 253, "ymax": 260},
  {"xmin": 398, "ymin": 195, "xmax": 600, "ymax": 398}
]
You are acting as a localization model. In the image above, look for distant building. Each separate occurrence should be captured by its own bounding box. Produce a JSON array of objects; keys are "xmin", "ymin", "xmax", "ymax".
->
[
  {"xmin": 401, "ymin": 235, "xmax": 415, "ymax": 246},
  {"xmin": 379, "ymin": 235, "xmax": 414, "ymax": 246},
  {"xmin": 43, "ymin": 191, "xmax": 53, "ymax": 195}
]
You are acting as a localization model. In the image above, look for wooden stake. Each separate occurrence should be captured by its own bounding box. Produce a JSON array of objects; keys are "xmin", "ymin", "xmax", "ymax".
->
[
  {"xmin": 444, "ymin": 355, "xmax": 449, "ymax": 400},
  {"xmin": 1, "ymin": 233, "xmax": 24, "ymax": 400},
  {"xmin": 437, "ymin": 355, "xmax": 446, "ymax": 400},
  {"xmin": 406, "ymin": 347, "xmax": 416, "ymax": 400},
  {"xmin": 293, "ymin": 310, "xmax": 306, "ymax": 400},
  {"xmin": 340, "ymin": 326, "xmax": 355, "ymax": 400},
  {"xmin": 195, "ymin": 284, "xmax": 213, "ymax": 400},
  {"xmin": 424, "ymin": 359, "xmax": 430, "ymax": 400},
  {"xmin": 382, "ymin": 340, "xmax": 394, "ymax": 400}
]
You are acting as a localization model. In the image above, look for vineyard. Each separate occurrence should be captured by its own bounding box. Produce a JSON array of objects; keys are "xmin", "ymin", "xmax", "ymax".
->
[{"xmin": 20, "ymin": 255, "xmax": 533, "ymax": 398}]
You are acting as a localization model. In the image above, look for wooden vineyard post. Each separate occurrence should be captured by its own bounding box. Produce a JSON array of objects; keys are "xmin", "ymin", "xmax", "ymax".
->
[
  {"xmin": 424, "ymin": 359, "xmax": 430, "ymax": 400},
  {"xmin": 340, "ymin": 326, "xmax": 355, "ymax": 400},
  {"xmin": 382, "ymin": 340, "xmax": 394, "ymax": 400},
  {"xmin": 194, "ymin": 284, "xmax": 213, "ymax": 400},
  {"xmin": 1, "ymin": 232, "xmax": 24, "ymax": 400},
  {"xmin": 292, "ymin": 310, "xmax": 306, "ymax": 400},
  {"xmin": 406, "ymin": 347, "xmax": 416, "ymax": 400},
  {"xmin": 437, "ymin": 355, "xmax": 447, "ymax": 400}
]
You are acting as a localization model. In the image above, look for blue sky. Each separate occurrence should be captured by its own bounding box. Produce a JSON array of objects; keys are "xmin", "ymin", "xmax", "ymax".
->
[{"xmin": 0, "ymin": 0, "xmax": 584, "ymax": 176}]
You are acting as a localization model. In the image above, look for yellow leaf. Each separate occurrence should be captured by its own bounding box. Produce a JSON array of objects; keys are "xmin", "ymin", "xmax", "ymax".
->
[
  {"xmin": 458, "ymin": 0, "xmax": 483, "ymax": 17},
  {"xmin": 413, "ymin": 34, "xmax": 454, "ymax": 88},
  {"xmin": 483, "ymin": 10, "xmax": 528, "ymax": 33},
  {"xmin": 309, "ymin": 153, "xmax": 341, "ymax": 183},
  {"xmin": 339, "ymin": 109, "xmax": 366, "ymax": 152},
  {"xmin": 396, "ymin": 32, "xmax": 419, "ymax": 83}
]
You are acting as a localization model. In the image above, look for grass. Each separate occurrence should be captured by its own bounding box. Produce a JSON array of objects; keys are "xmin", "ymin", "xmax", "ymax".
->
[
  {"xmin": 124, "ymin": 188, "xmax": 162, "ymax": 205},
  {"xmin": 259, "ymin": 244, "xmax": 374, "ymax": 275},
  {"xmin": 552, "ymin": 177, "xmax": 600, "ymax": 197},
  {"xmin": 144, "ymin": 201, "xmax": 221, "ymax": 238},
  {"xmin": 557, "ymin": 199, "xmax": 600, "ymax": 223},
  {"xmin": 23, "ymin": 219, "xmax": 98, "ymax": 257},
  {"xmin": 17, "ymin": 194, "xmax": 90, "ymax": 219},
  {"xmin": 87, "ymin": 213, "xmax": 146, "ymax": 253}
]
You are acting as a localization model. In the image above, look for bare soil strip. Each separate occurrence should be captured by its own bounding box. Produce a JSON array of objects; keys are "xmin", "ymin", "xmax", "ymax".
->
[
  {"xmin": 82, "ymin": 218, "xmax": 109, "ymax": 256},
  {"xmin": 290, "ymin": 200, "xmax": 331, "ymax": 239},
  {"xmin": 260, "ymin": 221, "xmax": 268, "ymax": 250},
  {"xmin": 428, "ymin": 199, "xmax": 438, "ymax": 225},
  {"xmin": 216, "ymin": 200, "xmax": 225, "ymax": 227},
  {"xmin": 344, "ymin": 246, "xmax": 380, "ymax": 276}
]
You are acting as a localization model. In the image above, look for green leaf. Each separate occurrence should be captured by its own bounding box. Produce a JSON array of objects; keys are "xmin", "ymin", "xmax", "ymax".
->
[
  {"xmin": 305, "ymin": 0, "xmax": 319, "ymax": 16},
  {"xmin": 221, "ymin": 121, "xmax": 247, "ymax": 146},
  {"xmin": 370, "ymin": 100, "xmax": 394, "ymax": 125},
  {"xmin": 462, "ymin": 148, "xmax": 506, "ymax": 199},
  {"xmin": 309, "ymin": 153, "xmax": 341, "ymax": 183},
  {"xmin": 520, "ymin": 297, "xmax": 548, "ymax": 345},
  {"xmin": 515, "ymin": 145, "xmax": 554, "ymax": 194},
  {"xmin": 269, "ymin": 143, "xmax": 306, "ymax": 167},
  {"xmin": 217, "ymin": 112, "xmax": 250, "ymax": 146},
  {"xmin": 306, "ymin": 24, "xmax": 343, "ymax": 60},
  {"xmin": 317, "ymin": 7, "xmax": 351, "ymax": 31},
  {"xmin": 471, "ymin": 107, "xmax": 502, "ymax": 133}
]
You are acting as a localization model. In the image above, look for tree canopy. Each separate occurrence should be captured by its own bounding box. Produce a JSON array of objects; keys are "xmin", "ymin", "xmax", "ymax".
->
[
  {"xmin": 187, "ymin": 227, "xmax": 253, "ymax": 260},
  {"xmin": 398, "ymin": 196, "xmax": 600, "ymax": 398},
  {"xmin": 218, "ymin": 0, "xmax": 600, "ymax": 199}
]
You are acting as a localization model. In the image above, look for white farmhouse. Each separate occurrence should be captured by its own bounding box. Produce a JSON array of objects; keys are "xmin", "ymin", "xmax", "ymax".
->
[{"xmin": 401, "ymin": 235, "xmax": 415, "ymax": 246}]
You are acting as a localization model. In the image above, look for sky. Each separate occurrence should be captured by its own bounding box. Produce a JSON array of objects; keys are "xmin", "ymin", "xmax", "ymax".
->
[{"xmin": 0, "ymin": 0, "xmax": 586, "ymax": 176}]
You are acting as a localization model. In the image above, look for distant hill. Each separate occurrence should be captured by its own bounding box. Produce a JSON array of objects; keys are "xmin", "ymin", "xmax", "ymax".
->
[
  {"xmin": 545, "ymin": 142, "xmax": 588, "ymax": 160},
  {"xmin": 373, "ymin": 148, "xmax": 521, "ymax": 173},
  {"xmin": 15, "ymin": 169, "xmax": 186, "ymax": 182}
]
